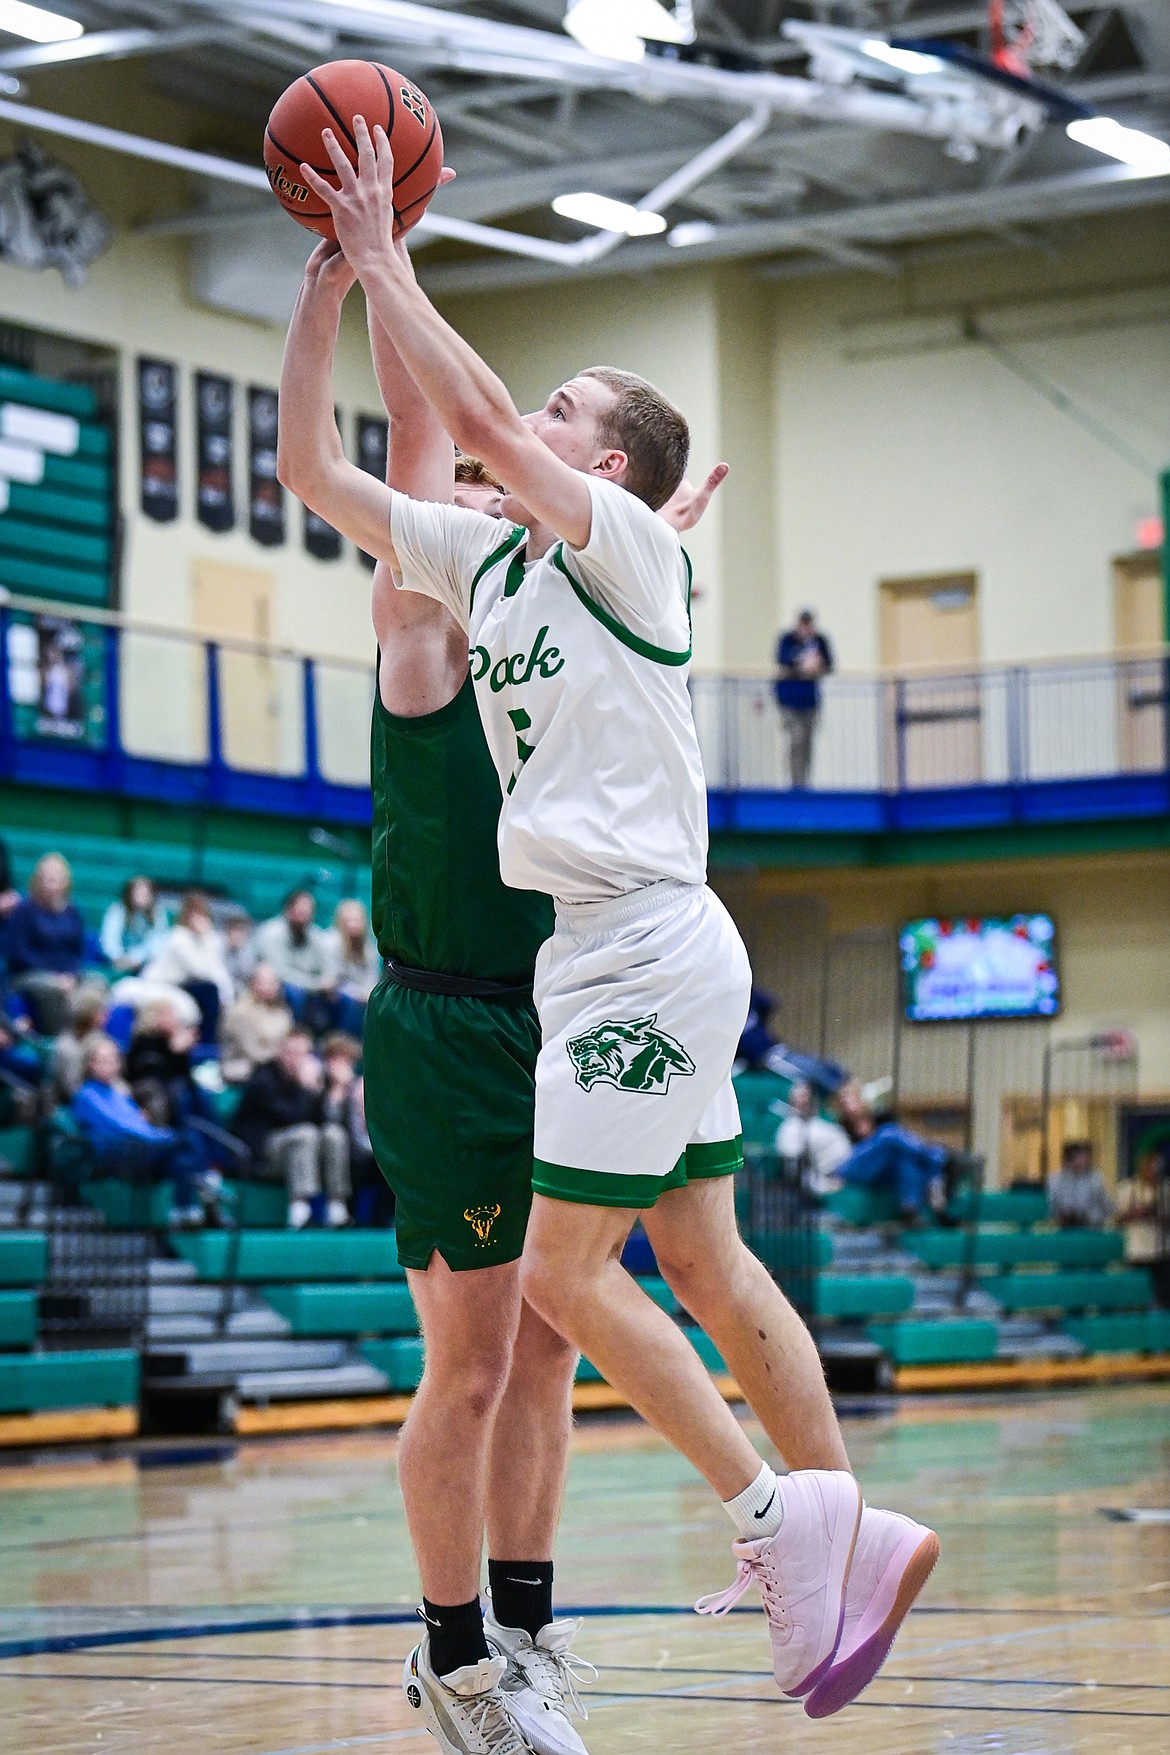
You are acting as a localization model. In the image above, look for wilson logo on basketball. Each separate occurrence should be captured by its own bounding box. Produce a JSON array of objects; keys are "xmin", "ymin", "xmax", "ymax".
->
[
  {"xmin": 266, "ymin": 164, "xmax": 309, "ymax": 205},
  {"xmin": 399, "ymin": 84, "xmax": 427, "ymax": 126},
  {"xmin": 464, "ymin": 1204, "xmax": 501, "ymax": 1245}
]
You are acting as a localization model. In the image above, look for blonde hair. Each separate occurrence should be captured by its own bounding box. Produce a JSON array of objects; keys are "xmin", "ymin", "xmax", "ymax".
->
[
  {"xmin": 578, "ymin": 366, "xmax": 689, "ymax": 510},
  {"xmin": 29, "ymin": 852, "xmax": 73, "ymax": 907}
]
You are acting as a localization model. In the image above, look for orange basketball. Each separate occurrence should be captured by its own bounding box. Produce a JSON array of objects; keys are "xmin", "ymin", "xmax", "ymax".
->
[{"xmin": 264, "ymin": 61, "xmax": 443, "ymax": 240}]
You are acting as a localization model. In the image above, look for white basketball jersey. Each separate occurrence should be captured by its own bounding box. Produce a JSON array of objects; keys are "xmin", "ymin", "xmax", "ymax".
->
[{"xmin": 391, "ymin": 477, "xmax": 708, "ymax": 904}]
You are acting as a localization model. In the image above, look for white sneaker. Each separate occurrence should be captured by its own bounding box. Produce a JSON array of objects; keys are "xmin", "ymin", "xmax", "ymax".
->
[
  {"xmin": 287, "ymin": 1198, "xmax": 312, "ymax": 1230},
  {"xmin": 403, "ymin": 1638, "xmax": 534, "ymax": 1754},
  {"xmin": 695, "ymin": 1468, "xmax": 861, "ymax": 1697},
  {"xmin": 325, "ymin": 1199, "xmax": 349, "ymax": 1228},
  {"xmin": 485, "ymin": 1608, "xmax": 595, "ymax": 1755},
  {"xmin": 803, "ymin": 1503, "xmax": 939, "ymax": 1718}
]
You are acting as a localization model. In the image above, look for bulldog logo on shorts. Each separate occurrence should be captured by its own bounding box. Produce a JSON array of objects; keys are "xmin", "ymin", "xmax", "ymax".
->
[
  {"xmin": 464, "ymin": 1203, "xmax": 502, "ymax": 1245},
  {"xmin": 567, "ymin": 1015, "xmax": 695, "ymax": 1095}
]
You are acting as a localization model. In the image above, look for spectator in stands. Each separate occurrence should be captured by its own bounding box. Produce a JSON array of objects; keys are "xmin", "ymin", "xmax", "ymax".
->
[
  {"xmin": 99, "ymin": 877, "xmax": 168, "ymax": 973},
  {"xmin": 139, "ymin": 890, "xmax": 234, "ymax": 1044},
  {"xmin": 774, "ymin": 609, "xmax": 833, "ymax": 789},
  {"xmin": 1048, "ymin": 1139, "xmax": 1113, "ymax": 1230},
  {"xmin": 219, "ymin": 964, "xmax": 293, "ymax": 1085},
  {"xmin": 222, "ymin": 908, "xmax": 256, "ymax": 995},
  {"xmin": 829, "ymin": 1082, "xmax": 967, "ymax": 1224},
  {"xmin": 1115, "ymin": 1149, "xmax": 1164, "ymax": 1268},
  {"xmin": 253, "ymin": 890, "xmax": 338, "ymax": 1033},
  {"xmin": 5, "ymin": 853, "xmax": 87, "ymax": 1034},
  {"xmin": 324, "ymin": 899, "xmax": 380, "ymax": 1032},
  {"xmin": 124, "ymin": 998, "xmax": 202, "ymax": 1128},
  {"xmin": 775, "ymin": 1081, "xmax": 851, "ymax": 1196},
  {"xmin": 232, "ymin": 1026, "xmax": 351, "ymax": 1229},
  {"xmin": 319, "ymin": 1030, "xmax": 389, "ymax": 1227},
  {"xmin": 0, "ymin": 1002, "xmax": 42, "ymax": 1121},
  {"xmin": 49, "ymin": 980, "xmax": 111, "ymax": 1102},
  {"xmin": 72, "ymin": 1033, "xmax": 222, "ymax": 1227}
]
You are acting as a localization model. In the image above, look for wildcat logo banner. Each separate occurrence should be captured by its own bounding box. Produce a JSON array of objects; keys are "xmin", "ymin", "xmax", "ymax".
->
[{"xmin": 567, "ymin": 1015, "xmax": 695, "ymax": 1096}]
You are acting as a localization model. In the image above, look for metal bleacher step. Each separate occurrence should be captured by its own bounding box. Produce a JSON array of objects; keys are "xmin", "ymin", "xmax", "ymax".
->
[
  {"xmin": 145, "ymin": 1338, "xmax": 352, "ymax": 1377},
  {"xmin": 146, "ymin": 1308, "xmax": 292, "ymax": 1343},
  {"xmin": 0, "ymin": 1180, "xmax": 53, "ymax": 1225},
  {"xmin": 234, "ymin": 1360, "xmax": 392, "ymax": 1402},
  {"xmin": 148, "ymin": 1258, "xmax": 200, "ymax": 1284},
  {"xmin": 149, "ymin": 1282, "xmax": 255, "ymax": 1316}
]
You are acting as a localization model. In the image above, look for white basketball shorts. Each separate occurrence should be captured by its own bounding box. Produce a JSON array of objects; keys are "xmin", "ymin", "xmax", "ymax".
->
[{"xmin": 530, "ymin": 879, "xmax": 752, "ymax": 1208}]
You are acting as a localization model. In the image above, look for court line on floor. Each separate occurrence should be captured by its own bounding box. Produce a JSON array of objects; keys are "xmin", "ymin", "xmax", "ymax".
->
[{"xmin": 1, "ymin": 1599, "xmax": 1159, "ymax": 1663}]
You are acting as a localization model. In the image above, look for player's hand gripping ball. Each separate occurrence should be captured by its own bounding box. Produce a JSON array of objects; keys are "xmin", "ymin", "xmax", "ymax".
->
[{"xmin": 265, "ymin": 60, "xmax": 443, "ymax": 238}]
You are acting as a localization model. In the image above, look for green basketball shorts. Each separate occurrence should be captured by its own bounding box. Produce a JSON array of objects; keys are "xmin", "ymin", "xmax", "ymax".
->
[{"xmin": 363, "ymin": 975, "xmax": 541, "ymax": 1272}]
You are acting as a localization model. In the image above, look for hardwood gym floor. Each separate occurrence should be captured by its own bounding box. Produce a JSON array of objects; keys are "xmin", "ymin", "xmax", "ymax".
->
[{"xmin": 1, "ymin": 1383, "xmax": 1167, "ymax": 1753}]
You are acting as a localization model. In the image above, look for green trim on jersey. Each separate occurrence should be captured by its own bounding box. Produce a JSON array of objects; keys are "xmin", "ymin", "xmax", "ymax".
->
[
  {"xmin": 532, "ymin": 1133, "xmax": 740, "ymax": 1209},
  {"xmin": 470, "ymin": 524, "xmax": 526, "ymax": 611},
  {"xmin": 551, "ymin": 546, "xmax": 692, "ymax": 667}
]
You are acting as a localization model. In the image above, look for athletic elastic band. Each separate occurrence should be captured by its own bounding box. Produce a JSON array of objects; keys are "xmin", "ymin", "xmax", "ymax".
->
[
  {"xmin": 553, "ymin": 878, "xmax": 700, "ymax": 936},
  {"xmin": 383, "ymin": 958, "xmax": 533, "ymax": 1002}
]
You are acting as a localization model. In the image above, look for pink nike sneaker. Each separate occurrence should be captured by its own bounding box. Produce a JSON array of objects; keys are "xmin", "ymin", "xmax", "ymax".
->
[
  {"xmin": 695, "ymin": 1469, "xmax": 862, "ymax": 1697},
  {"xmin": 802, "ymin": 1504, "xmax": 939, "ymax": 1719}
]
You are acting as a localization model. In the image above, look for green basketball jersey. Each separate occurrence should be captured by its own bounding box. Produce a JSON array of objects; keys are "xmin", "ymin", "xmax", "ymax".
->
[{"xmin": 370, "ymin": 671, "xmax": 554, "ymax": 983}]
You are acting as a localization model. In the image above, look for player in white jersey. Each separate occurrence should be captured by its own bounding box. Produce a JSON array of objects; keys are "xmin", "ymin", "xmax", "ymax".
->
[{"xmin": 279, "ymin": 115, "xmax": 940, "ymax": 1721}]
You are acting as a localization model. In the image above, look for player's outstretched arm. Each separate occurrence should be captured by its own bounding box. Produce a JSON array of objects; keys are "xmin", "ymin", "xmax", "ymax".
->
[
  {"xmin": 368, "ymin": 241, "xmax": 469, "ymax": 714},
  {"xmin": 659, "ymin": 462, "xmax": 730, "ymax": 533},
  {"xmin": 301, "ymin": 119, "xmax": 595, "ymax": 549},
  {"xmin": 277, "ymin": 240, "xmax": 401, "ymax": 571}
]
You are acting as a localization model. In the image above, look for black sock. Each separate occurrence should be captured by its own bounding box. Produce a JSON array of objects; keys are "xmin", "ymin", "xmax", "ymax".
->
[
  {"xmin": 488, "ymin": 1559, "xmax": 555, "ymax": 1640},
  {"xmin": 420, "ymin": 1597, "xmax": 488, "ymax": 1678}
]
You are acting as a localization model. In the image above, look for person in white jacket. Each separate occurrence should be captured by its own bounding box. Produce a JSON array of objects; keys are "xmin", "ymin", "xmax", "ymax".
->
[
  {"xmin": 138, "ymin": 891, "xmax": 234, "ymax": 1044},
  {"xmin": 775, "ymin": 1082, "xmax": 852, "ymax": 1196}
]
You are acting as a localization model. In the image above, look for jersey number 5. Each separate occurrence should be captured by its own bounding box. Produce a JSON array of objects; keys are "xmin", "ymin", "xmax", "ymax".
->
[{"xmin": 506, "ymin": 707, "xmax": 534, "ymax": 796}]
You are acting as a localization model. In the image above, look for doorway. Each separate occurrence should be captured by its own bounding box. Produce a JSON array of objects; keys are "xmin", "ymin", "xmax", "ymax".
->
[
  {"xmin": 191, "ymin": 559, "xmax": 281, "ymax": 772},
  {"xmin": 879, "ymin": 573, "xmax": 981, "ymax": 786},
  {"xmin": 1113, "ymin": 551, "xmax": 1166, "ymax": 771}
]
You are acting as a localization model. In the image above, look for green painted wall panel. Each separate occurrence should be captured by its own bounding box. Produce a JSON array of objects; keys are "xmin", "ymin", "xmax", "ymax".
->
[
  {"xmin": 7, "ymin": 483, "xmax": 110, "ymax": 528},
  {"xmin": 0, "ymin": 366, "xmax": 98, "ymax": 417}
]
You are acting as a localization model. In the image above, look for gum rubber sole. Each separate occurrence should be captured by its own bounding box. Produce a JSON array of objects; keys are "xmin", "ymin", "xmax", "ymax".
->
[{"xmin": 802, "ymin": 1530, "xmax": 940, "ymax": 1719}]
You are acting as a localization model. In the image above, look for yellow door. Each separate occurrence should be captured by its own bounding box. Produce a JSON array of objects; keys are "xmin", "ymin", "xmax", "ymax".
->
[
  {"xmin": 191, "ymin": 559, "xmax": 280, "ymax": 772},
  {"xmin": 879, "ymin": 573, "xmax": 981, "ymax": 786},
  {"xmin": 1113, "ymin": 552, "xmax": 1165, "ymax": 771}
]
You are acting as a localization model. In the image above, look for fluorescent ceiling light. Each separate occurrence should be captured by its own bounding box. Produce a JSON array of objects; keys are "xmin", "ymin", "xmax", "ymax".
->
[
  {"xmin": 668, "ymin": 220, "xmax": 717, "ymax": 247},
  {"xmin": 861, "ymin": 39, "xmax": 945, "ymax": 76},
  {"xmin": 0, "ymin": 1, "xmax": 82, "ymax": 44},
  {"xmin": 553, "ymin": 191, "xmax": 666, "ymax": 235},
  {"xmin": 564, "ymin": 0, "xmax": 692, "ymax": 64},
  {"xmin": 1066, "ymin": 116, "xmax": 1170, "ymax": 170}
]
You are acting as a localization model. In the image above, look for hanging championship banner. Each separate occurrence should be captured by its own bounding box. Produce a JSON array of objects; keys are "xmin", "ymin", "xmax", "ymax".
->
[
  {"xmin": 248, "ymin": 386, "xmax": 284, "ymax": 547},
  {"xmin": 302, "ymin": 404, "xmax": 343, "ymax": 560},
  {"xmin": 355, "ymin": 413, "xmax": 388, "ymax": 571},
  {"xmin": 138, "ymin": 357, "xmax": 178, "ymax": 522},
  {"xmin": 303, "ymin": 503, "xmax": 342, "ymax": 561},
  {"xmin": 195, "ymin": 371, "xmax": 234, "ymax": 532}
]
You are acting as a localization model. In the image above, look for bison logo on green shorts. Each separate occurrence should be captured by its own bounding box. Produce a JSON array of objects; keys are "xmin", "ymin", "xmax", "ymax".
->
[{"xmin": 567, "ymin": 1015, "xmax": 695, "ymax": 1095}]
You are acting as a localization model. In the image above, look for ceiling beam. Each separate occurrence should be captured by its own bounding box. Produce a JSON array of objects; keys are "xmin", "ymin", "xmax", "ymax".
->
[
  {"xmin": 0, "ymin": 28, "xmax": 222, "ymax": 74},
  {"xmin": 419, "ymin": 157, "xmax": 1170, "ymax": 293}
]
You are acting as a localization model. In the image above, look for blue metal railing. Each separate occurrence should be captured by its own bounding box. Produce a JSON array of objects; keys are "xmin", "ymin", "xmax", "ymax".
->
[{"xmin": 2, "ymin": 598, "xmax": 1168, "ymax": 834}]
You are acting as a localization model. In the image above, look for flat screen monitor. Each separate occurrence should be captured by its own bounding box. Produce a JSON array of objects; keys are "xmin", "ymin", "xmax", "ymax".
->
[{"xmin": 901, "ymin": 914, "xmax": 1060, "ymax": 1021}]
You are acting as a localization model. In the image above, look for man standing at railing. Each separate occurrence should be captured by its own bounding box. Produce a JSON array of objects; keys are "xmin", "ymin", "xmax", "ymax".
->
[{"xmin": 774, "ymin": 609, "xmax": 833, "ymax": 789}]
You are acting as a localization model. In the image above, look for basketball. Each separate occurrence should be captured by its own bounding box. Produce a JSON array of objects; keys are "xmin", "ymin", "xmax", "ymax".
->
[{"xmin": 264, "ymin": 60, "xmax": 443, "ymax": 239}]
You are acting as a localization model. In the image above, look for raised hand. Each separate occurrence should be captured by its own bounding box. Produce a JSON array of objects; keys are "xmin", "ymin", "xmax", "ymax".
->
[
  {"xmin": 301, "ymin": 115, "xmax": 400, "ymax": 273},
  {"xmin": 659, "ymin": 461, "xmax": 730, "ymax": 532},
  {"xmin": 302, "ymin": 236, "xmax": 357, "ymax": 302}
]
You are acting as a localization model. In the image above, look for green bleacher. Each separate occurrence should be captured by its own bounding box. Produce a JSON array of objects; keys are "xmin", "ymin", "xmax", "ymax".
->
[
  {"xmin": 0, "ymin": 1233, "xmax": 48, "ymax": 1285},
  {"xmin": 0, "ymin": 1291, "xmax": 36, "ymax": 1345},
  {"xmin": 906, "ymin": 1229, "xmax": 1124, "ymax": 1270},
  {"xmin": 874, "ymin": 1320, "xmax": 999, "ymax": 1367},
  {"xmin": 264, "ymin": 1282, "xmax": 418, "ymax": 1336},
  {"xmin": 0, "ymin": 364, "xmax": 114, "ymax": 608},
  {"xmin": 814, "ymin": 1274, "xmax": 916, "ymax": 1320},
  {"xmin": 0, "ymin": 1349, "xmax": 139, "ymax": 1414},
  {"xmin": 1064, "ymin": 1312, "xmax": 1170, "ymax": 1354},
  {"xmin": 171, "ymin": 1230, "xmax": 403, "ymax": 1282},
  {"xmin": 989, "ymin": 1269, "xmax": 1154, "ymax": 1313},
  {"xmin": 3, "ymin": 827, "xmax": 364, "ymax": 930}
]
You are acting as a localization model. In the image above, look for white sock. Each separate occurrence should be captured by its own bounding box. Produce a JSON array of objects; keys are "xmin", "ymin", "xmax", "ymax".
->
[{"xmin": 724, "ymin": 1461, "xmax": 784, "ymax": 1540}]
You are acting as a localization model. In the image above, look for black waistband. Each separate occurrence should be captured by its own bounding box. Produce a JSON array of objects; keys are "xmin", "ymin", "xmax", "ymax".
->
[{"xmin": 382, "ymin": 958, "xmax": 533, "ymax": 1002}]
